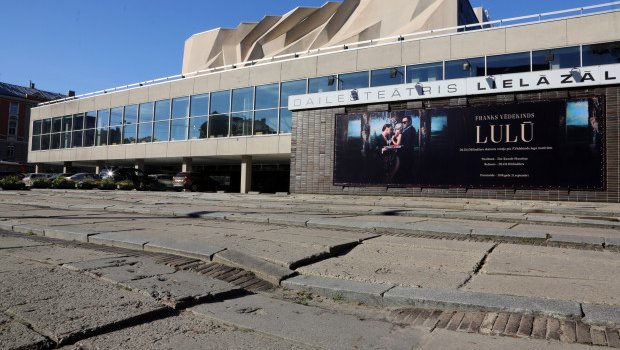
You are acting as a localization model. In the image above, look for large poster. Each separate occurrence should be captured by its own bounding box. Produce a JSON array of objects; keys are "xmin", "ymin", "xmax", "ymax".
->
[{"xmin": 334, "ymin": 97, "xmax": 605, "ymax": 190}]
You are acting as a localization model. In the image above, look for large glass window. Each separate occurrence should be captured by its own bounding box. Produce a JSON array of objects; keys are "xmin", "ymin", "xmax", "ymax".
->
[
  {"xmin": 371, "ymin": 67, "xmax": 405, "ymax": 87},
  {"xmin": 85, "ymin": 111, "xmax": 97, "ymax": 129},
  {"xmin": 308, "ymin": 76, "xmax": 337, "ymax": 93},
  {"xmin": 210, "ymin": 90, "xmax": 230, "ymax": 137},
  {"xmin": 109, "ymin": 125, "xmax": 122, "ymax": 145},
  {"xmin": 72, "ymin": 130, "xmax": 83, "ymax": 148},
  {"xmin": 84, "ymin": 129, "xmax": 95, "ymax": 147},
  {"xmin": 445, "ymin": 57, "xmax": 485, "ymax": 79},
  {"xmin": 254, "ymin": 109, "xmax": 278, "ymax": 135},
  {"xmin": 407, "ymin": 62, "xmax": 443, "ymax": 83},
  {"xmin": 155, "ymin": 99, "xmax": 171, "ymax": 121},
  {"xmin": 31, "ymin": 135, "xmax": 41, "ymax": 151},
  {"xmin": 62, "ymin": 115, "xmax": 72, "ymax": 132},
  {"xmin": 532, "ymin": 47, "xmax": 580, "ymax": 71},
  {"xmin": 190, "ymin": 94, "xmax": 209, "ymax": 117},
  {"xmin": 170, "ymin": 118, "xmax": 188, "ymax": 141},
  {"xmin": 96, "ymin": 128, "xmax": 108, "ymax": 146},
  {"xmin": 172, "ymin": 97, "xmax": 189, "ymax": 119},
  {"xmin": 42, "ymin": 119, "xmax": 51, "ymax": 134},
  {"xmin": 97, "ymin": 109, "xmax": 110, "ymax": 128},
  {"xmin": 41, "ymin": 134, "xmax": 50, "ymax": 150},
  {"xmin": 110, "ymin": 107, "xmax": 123, "ymax": 126},
  {"xmin": 210, "ymin": 90, "xmax": 230, "ymax": 114},
  {"xmin": 279, "ymin": 108, "xmax": 292, "ymax": 134},
  {"xmin": 231, "ymin": 111, "xmax": 253, "ymax": 136},
  {"xmin": 61, "ymin": 132, "xmax": 72, "ymax": 148},
  {"xmin": 52, "ymin": 117, "xmax": 62, "ymax": 133},
  {"xmin": 124, "ymin": 105, "xmax": 138, "ymax": 125},
  {"xmin": 153, "ymin": 121, "xmax": 169, "ymax": 142},
  {"xmin": 280, "ymin": 80, "xmax": 306, "ymax": 108},
  {"xmin": 232, "ymin": 87, "xmax": 254, "ymax": 112},
  {"xmin": 255, "ymin": 83, "xmax": 279, "ymax": 110},
  {"xmin": 73, "ymin": 113, "xmax": 84, "ymax": 130},
  {"xmin": 33, "ymin": 120, "xmax": 42, "ymax": 135},
  {"xmin": 189, "ymin": 116, "xmax": 208, "ymax": 139},
  {"xmin": 486, "ymin": 52, "xmax": 531, "ymax": 75},
  {"xmin": 139, "ymin": 102, "xmax": 154, "ymax": 123},
  {"xmin": 338, "ymin": 71, "xmax": 369, "ymax": 90},
  {"xmin": 582, "ymin": 41, "xmax": 620, "ymax": 66},
  {"xmin": 138, "ymin": 123, "xmax": 153, "ymax": 143},
  {"xmin": 51, "ymin": 133, "xmax": 61, "ymax": 149},
  {"xmin": 123, "ymin": 124, "xmax": 137, "ymax": 144}
]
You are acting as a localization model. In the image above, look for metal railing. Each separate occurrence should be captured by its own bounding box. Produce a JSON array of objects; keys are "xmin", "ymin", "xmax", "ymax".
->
[{"xmin": 38, "ymin": 1, "xmax": 620, "ymax": 107}]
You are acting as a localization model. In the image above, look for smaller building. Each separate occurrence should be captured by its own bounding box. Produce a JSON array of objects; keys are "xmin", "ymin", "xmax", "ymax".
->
[{"xmin": 0, "ymin": 82, "xmax": 64, "ymax": 165}]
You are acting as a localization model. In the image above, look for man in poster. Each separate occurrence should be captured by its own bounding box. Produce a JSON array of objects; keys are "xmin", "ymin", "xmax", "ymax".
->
[{"xmin": 398, "ymin": 116, "xmax": 416, "ymax": 181}]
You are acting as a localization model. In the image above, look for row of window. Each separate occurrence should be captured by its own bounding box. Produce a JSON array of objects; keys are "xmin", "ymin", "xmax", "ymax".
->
[
  {"xmin": 33, "ymin": 41, "xmax": 620, "ymax": 151},
  {"xmin": 8, "ymin": 102, "xmax": 19, "ymax": 140}
]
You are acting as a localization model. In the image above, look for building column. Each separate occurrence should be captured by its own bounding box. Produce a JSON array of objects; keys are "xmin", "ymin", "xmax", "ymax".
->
[
  {"xmin": 63, "ymin": 162, "xmax": 73, "ymax": 174},
  {"xmin": 135, "ymin": 159, "xmax": 145, "ymax": 171},
  {"xmin": 240, "ymin": 155, "xmax": 252, "ymax": 194},
  {"xmin": 95, "ymin": 161, "xmax": 105, "ymax": 174},
  {"xmin": 34, "ymin": 164, "xmax": 42, "ymax": 173},
  {"xmin": 182, "ymin": 157, "xmax": 192, "ymax": 173}
]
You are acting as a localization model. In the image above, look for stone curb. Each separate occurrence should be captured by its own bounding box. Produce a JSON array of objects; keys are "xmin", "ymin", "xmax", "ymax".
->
[
  {"xmin": 281, "ymin": 275, "xmax": 585, "ymax": 320},
  {"xmin": 143, "ymin": 241, "xmax": 225, "ymax": 261},
  {"xmin": 582, "ymin": 303, "xmax": 620, "ymax": 326},
  {"xmin": 213, "ymin": 249, "xmax": 297, "ymax": 286},
  {"xmin": 12, "ymin": 224, "xmax": 45, "ymax": 236},
  {"xmin": 383, "ymin": 287, "xmax": 582, "ymax": 319},
  {"xmin": 282, "ymin": 275, "xmax": 393, "ymax": 305},
  {"xmin": 44, "ymin": 228, "xmax": 97, "ymax": 242}
]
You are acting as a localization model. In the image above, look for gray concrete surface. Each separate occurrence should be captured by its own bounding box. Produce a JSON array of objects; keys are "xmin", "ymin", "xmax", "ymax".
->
[
  {"xmin": 0, "ymin": 314, "xmax": 51, "ymax": 350},
  {"xmin": 190, "ymin": 294, "xmax": 428, "ymax": 350},
  {"xmin": 282, "ymin": 275, "xmax": 394, "ymax": 305}
]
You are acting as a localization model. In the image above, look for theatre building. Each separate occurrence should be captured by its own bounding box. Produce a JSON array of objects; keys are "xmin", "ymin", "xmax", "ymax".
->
[{"xmin": 29, "ymin": 0, "xmax": 620, "ymax": 201}]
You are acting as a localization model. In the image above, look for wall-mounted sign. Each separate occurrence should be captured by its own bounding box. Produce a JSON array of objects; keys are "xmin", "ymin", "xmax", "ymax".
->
[
  {"xmin": 289, "ymin": 64, "xmax": 620, "ymax": 110},
  {"xmin": 333, "ymin": 97, "xmax": 605, "ymax": 190}
]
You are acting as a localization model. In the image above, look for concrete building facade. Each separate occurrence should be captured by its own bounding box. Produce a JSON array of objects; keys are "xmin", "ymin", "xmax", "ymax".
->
[{"xmin": 28, "ymin": 0, "xmax": 620, "ymax": 201}]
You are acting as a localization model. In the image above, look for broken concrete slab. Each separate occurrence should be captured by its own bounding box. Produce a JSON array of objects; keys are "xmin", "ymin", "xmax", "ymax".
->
[
  {"xmin": 282, "ymin": 275, "xmax": 394, "ymax": 305},
  {"xmin": 383, "ymin": 287, "xmax": 582, "ymax": 319},
  {"xmin": 190, "ymin": 294, "xmax": 428, "ymax": 350},
  {"xmin": 213, "ymin": 249, "xmax": 296, "ymax": 285},
  {"xmin": 118, "ymin": 270, "xmax": 239, "ymax": 308},
  {"xmin": 63, "ymin": 256, "xmax": 139, "ymax": 272},
  {"xmin": 0, "ymin": 314, "xmax": 51, "ymax": 350},
  {"xmin": 2, "ymin": 245, "xmax": 126, "ymax": 266},
  {"xmin": 87, "ymin": 259, "xmax": 177, "ymax": 283},
  {"xmin": 143, "ymin": 239, "xmax": 224, "ymax": 261}
]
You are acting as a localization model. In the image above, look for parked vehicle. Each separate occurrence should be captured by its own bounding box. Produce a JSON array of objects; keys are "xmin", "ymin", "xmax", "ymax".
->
[
  {"xmin": 149, "ymin": 174, "xmax": 174, "ymax": 190},
  {"xmin": 100, "ymin": 167, "xmax": 155, "ymax": 189},
  {"xmin": 172, "ymin": 172, "xmax": 220, "ymax": 192},
  {"xmin": 68, "ymin": 173, "xmax": 101, "ymax": 189},
  {"xmin": 22, "ymin": 173, "xmax": 51, "ymax": 187},
  {"xmin": 48, "ymin": 173, "xmax": 73, "ymax": 180}
]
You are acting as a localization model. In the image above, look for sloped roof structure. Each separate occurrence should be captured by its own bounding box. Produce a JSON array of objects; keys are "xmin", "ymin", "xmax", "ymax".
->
[
  {"xmin": 0, "ymin": 82, "xmax": 65, "ymax": 102},
  {"xmin": 182, "ymin": 0, "xmax": 476, "ymax": 74}
]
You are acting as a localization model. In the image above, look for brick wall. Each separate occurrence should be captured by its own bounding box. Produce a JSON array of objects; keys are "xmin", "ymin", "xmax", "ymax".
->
[{"xmin": 290, "ymin": 86, "xmax": 620, "ymax": 202}]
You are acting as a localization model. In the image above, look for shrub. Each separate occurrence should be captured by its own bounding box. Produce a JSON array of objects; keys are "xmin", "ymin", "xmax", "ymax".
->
[
  {"xmin": 99, "ymin": 178, "xmax": 117, "ymax": 190},
  {"xmin": 0, "ymin": 175, "xmax": 26, "ymax": 190},
  {"xmin": 52, "ymin": 177, "xmax": 76, "ymax": 189},
  {"xmin": 117, "ymin": 180, "xmax": 135, "ymax": 191},
  {"xmin": 77, "ymin": 180, "xmax": 99, "ymax": 190},
  {"xmin": 31, "ymin": 178, "xmax": 52, "ymax": 189}
]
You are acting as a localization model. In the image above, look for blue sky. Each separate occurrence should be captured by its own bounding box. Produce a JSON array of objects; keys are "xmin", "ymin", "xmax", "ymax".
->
[{"xmin": 0, "ymin": 0, "xmax": 613, "ymax": 95}]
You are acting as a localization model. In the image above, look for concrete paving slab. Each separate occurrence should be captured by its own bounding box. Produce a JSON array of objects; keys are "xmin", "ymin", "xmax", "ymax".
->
[
  {"xmin": 383, "ymin": 287, "xmax": 582, "ymax": 318},
  {"xmin": 410, "ymin": 221, "xmax": 472, "ymax": 236},
  {"xmin": 582, "ymin": 303, "xmax": 620, "ymax": 326},
  {"xmin": 190, "ymin": 294, "xmax": 428, "ymax": 350},
  {"xmin": 282, "ymin": 275, "xmax": 394, "ymax": 305},
  {"xmin": 419, "ymin": 328, "xmax": 594, "ymax": 350},
  {"xmin": 213, "ymin": 249, "xmax": 296, "ymax": 285},
  {"xmin": 298, "ymin": 236, "xmax": 491, "ymax": 289},
  {"xmin": 119, "ymin": 270, "xmax": 239, "ymax": 308},
  {"xmin": 480, "ymin": 244, "xmax": 619, "ymax": 281},
  {"xmin": 464, "ymin": 274, "xmax": 620, "ymax": 306},
  {"xmin": 0, "ymin": 235, "xmax": 51, "ymax": 249},
  {"xmin": 345, "ymin": 215, "xmax": 429, "ymax": 224},
  {"xmin": 0, "ymin": 255, "xmax": 167, "ymax": 345},
  {"xmin": 472, "ymin": 228, "xmax": 547, "ymax": 240},
  {"xmin": 11, "ymin": 224, "xmax": 45, "ymax": 236},
  {"xmin": 87, "ymin": 259, "xmax": 177, "ymax": 283},
  {"xmin": 61, "ymin": 311, "xmax": 313, "ymax": 350},
  {"xmin": 88, "ymin": 231, "xmax": 149, "ymax": 250},
  {"xmin": 548, "ymin": 234, "xmax": 605, "ymax": 246},
  {"xmin": 144, "ymin": 238, "xmax": 225, "ymax": 260},
  {"xmin": 0, "ymin": 314, "xmax": 51, "ymax": 350},
  {"xmin": 43, "ymin": 227, "xmax": 97, "ymax": 242},
  {"xmin": 63, "ymin": 256, "xmax": 139, "ymax": 272},
  {"xmin": 306, "ymin": 217, "xmax": 376, "ymax": 231},
  {"xmin": 606, "ymin": 237, "xmax": 620, "ymax": 247},
  {"xmin": 2, "ymin": 244, "xmax": 126, "ymax": 266},
  {"xmin": 513, "ymin": 223, "xmax": 620, "ymax": 239}
]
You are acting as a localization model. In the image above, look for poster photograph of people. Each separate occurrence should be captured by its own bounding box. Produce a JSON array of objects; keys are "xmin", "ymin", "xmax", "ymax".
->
[{"xmin": 334, "ymin": 97, "xmax": 605, "ymax": 190}]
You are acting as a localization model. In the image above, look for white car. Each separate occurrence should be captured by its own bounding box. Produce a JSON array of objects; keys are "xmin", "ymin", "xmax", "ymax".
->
[{"xmin": 22, "ymin": 173, "xmax": 50, "ymax": 187}]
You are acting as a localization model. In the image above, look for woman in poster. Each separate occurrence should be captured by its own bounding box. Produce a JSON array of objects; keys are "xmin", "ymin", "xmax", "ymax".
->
[{"xmin": 374, "ymin": 124, "xmax": 400, "ymax": 183}]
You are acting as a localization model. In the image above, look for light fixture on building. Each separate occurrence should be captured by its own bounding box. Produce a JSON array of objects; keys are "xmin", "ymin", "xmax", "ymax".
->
[
  {"xmin": 390, "ymin": 68, "xmax": 403, "ymax": 79},
  {"xmin": 462, "ymin": 60, "xmax": 471, "ymax": 71},
  {"xmin": 415, "ymin": 82, "xmax": 424, "ymax": 95},
  {"xmin": 328, "ymin": 75, "xmax": 342, "ymax": 86},
  {"xmin": 546, "ymin": 50, "xmax": 555, "ymax": 62}
]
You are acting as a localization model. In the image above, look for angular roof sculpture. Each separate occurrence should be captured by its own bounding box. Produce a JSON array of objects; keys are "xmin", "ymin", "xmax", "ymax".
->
[{"xmin": 182, "ymin": 0, "xmax": 479, "ymax": 74}]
